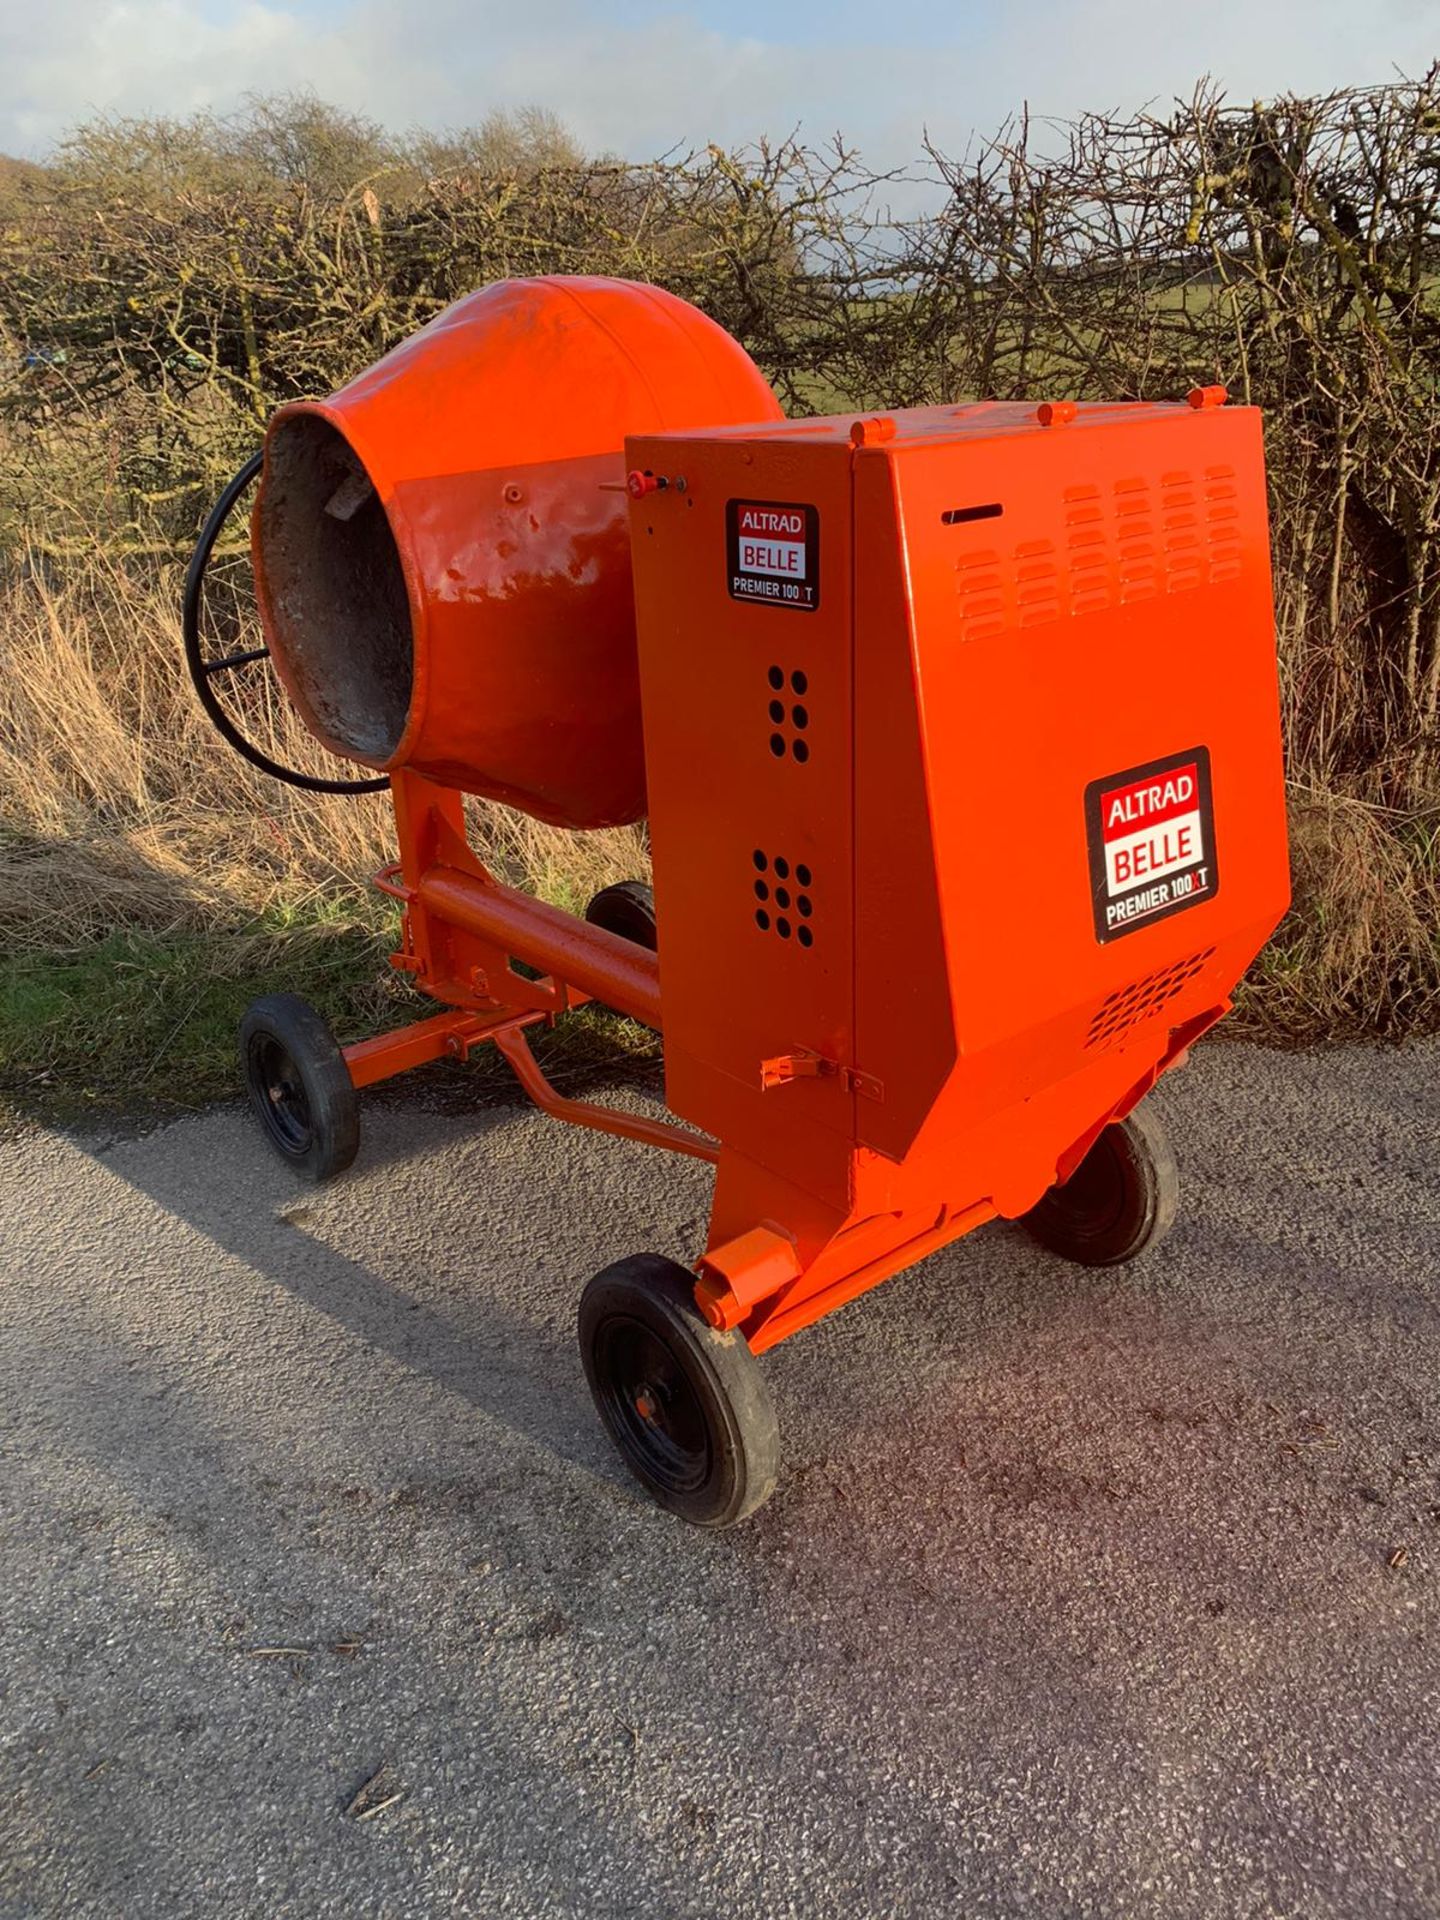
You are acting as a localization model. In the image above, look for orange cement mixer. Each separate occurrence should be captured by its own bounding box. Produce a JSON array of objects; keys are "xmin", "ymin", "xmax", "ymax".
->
[{"xmin": 185, "ymin": 276, "xmax": 1290, "ymax": 1527}]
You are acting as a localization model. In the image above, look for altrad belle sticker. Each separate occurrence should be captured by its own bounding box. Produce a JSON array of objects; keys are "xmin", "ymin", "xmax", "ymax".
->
[
  {"xmin": 1085, "ymin": 746, "xmax": 1218, "ymax": 942},
  {"xmin": 726, "ymin": 500, "xmax": 820, "ymax": 611}
]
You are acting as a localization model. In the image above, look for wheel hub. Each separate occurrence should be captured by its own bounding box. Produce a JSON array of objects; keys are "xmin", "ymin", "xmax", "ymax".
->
[
  {"xmin": 598, "ymin": 1316, "xmax": 710, "ymax": 1493},
  {"xmin": 632, "ymin": 1384, "xmax": 661, "ymax": 1424},
  {"xmin": 248, "ymin": 1035, "xmax": 313, "ymax": 1155}
]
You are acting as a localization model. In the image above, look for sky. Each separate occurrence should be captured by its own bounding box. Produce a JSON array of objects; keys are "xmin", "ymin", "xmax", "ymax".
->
[{"xmin": 1, "ymin": 0, "xmax": 1437, "ymax": 164}]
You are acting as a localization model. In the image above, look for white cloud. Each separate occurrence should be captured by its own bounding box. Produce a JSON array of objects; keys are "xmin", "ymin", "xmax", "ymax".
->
[{"xmin": 1, "ymin": 0, "xmax": 1435, "ymax": 162}]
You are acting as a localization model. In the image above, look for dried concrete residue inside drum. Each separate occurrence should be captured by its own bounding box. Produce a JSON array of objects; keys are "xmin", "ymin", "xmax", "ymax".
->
[{"xmin": 258, "ymin": 413, "xmax": 413, "ymax": 762}]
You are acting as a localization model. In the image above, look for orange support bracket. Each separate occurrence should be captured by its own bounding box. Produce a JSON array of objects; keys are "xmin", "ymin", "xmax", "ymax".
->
[
  {"xmin": 344, "ymin": 1007, "xmax": 545, "ymax": 1089},
  {"xmin": 492, "ymin": 1026, "xmax": 719, "ymax": 1165},
  {"xmin": 745, "ymin": 1201, "xmax": 995, "ymax": 1355},
  {"xmin": 345, "ymin": 1005, "xmax": 719, "ymax": 1164},
  {"xmin": 695, "ymin": 1226, "xmax": 803, "ymax": 1330}
]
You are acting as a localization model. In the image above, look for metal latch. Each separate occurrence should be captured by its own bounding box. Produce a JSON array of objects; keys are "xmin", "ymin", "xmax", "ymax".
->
[
  {"xmin": 759, "ymin": 1048, "xmax": 835, "ymax": 1091},
  {"xmin": 759, "ymin": 1051, "xmax": 884, "ymax": 1099}
]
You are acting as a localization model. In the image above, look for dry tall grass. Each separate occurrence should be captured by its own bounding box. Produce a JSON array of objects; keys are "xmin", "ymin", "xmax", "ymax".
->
[
  {"xmin": 0, "ymin": 552, "xmax": 649, "ymax": 958},
  {"xmin": 1247, "ymin": 791, "xmax": 1440, "ymax": 1038}
]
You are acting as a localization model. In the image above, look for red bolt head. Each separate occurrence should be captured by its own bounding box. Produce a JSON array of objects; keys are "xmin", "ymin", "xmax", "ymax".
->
[{"xmin": 626, "ymin": 469, "xmax": 660, "ymax": 498}]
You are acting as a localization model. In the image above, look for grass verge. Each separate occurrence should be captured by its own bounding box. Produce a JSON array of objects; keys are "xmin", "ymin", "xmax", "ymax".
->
[{"xmin": 0, "ymin": 908, "xmax": 662, "ymax": 1126}]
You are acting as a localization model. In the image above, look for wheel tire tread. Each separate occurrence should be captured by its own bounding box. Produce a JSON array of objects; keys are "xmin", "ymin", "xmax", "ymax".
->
[
  {"xmin": 584, "ymin": 880, "xmax": 658, "ymax": 952},
  {"xmin": 1021, "ymin": 1101, "xmax": 1178, "ymax": 1268},
  {"xmin": 239, "ymin": 992, "xmax": 359, "ymax": 1183}
]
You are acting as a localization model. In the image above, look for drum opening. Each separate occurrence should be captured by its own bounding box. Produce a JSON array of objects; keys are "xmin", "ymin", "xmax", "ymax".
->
[{"xmin": 257, "ymin": 412, "xmax": 413, "ymax": 762}]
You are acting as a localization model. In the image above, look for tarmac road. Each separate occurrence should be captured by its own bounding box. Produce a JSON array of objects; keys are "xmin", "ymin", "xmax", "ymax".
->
[{"xmin": 1, "ymin": 1037, "xmax": 1438, "ymax": 1919}]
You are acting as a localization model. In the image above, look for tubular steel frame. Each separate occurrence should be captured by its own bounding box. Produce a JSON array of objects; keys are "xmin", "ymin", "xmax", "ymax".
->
[{"xmin": 345, "ymin": 769, "xmax": 718, "ymax": 1173}]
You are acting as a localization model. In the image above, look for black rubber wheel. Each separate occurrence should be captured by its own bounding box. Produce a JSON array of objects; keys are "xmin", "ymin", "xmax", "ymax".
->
[
  {"xmin": 584, "ymin": 880, "xmax": 657, "ymax": 952},
  {"xmin": 579, "ymin": 1253, "xmax": 780, "ymax": 1527},
  {"xmin": 1020, "ymin": 1102, "xmax": 1178, "ymax": 1267},
  {"xmin": 239, "ymin": 993, "xmax": 359, "ymax": 1182}
]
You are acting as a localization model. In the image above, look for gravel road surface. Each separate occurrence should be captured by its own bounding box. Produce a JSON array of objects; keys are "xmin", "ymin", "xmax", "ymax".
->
[{"xmin": 2, "ymin": 1039, "xmax": 1438, "ymax": 1918}]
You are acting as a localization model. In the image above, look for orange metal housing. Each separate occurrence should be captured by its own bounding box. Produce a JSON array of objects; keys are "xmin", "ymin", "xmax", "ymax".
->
[
  {"xmin": 623, "ymin": 398, "xmax": 1289, "ymax": 1348},
  {"xmin": 260, "ymin": 368, "xmax": 1287, "ymax": 1361},
  {"xmin": 251, "ymin": 276, "xmax": 782, "ymax": 828}
]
